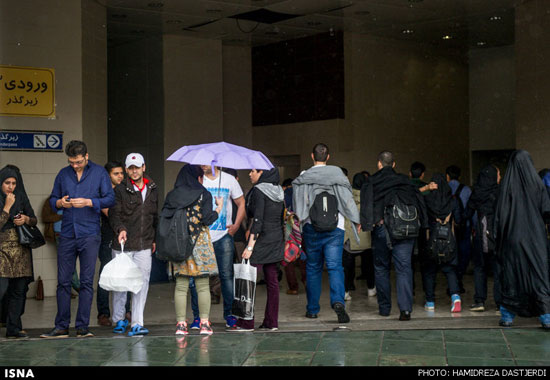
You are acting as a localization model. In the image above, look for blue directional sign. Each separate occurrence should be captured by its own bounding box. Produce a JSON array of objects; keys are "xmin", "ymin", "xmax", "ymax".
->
[{"xmin": 0, "ymin": 130, "xmax": 63, "ymax": 152}]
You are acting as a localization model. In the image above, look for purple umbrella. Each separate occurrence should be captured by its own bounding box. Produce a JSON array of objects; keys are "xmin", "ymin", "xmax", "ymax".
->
[
  {"xmin": 167, "ymin": 142, "xmax": 275, "ymax": 193},
  {"xmin": 167, "ymin": 141, "xmax": 274, "ymax": 171}
]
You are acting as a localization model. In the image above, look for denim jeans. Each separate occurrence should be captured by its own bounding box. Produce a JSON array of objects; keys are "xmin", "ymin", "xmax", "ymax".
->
[
  {"xmin": 189, "ymin": 277, "xmax": 199, "ymax": 320},
  {"xmin": 372, "ymin": 225, "xmax": 415, "ymax": 314},
  {"xmin": 421, "ymin": 257, "xmax": 460, "ymax": 302},
  {"xmin": 212, "ymin": 233, "xmax": 236, "ymax": 318},
  {"xmin": 472, "ymin": 236, "xmax": 501, "ymax": 306},
  {"xmin": 55, "ymin": 235, "xmax": 101, "ymax": 330},
  {"xmin": 302, "ymin": 223, "xmax": 346, "ymax": 315}
]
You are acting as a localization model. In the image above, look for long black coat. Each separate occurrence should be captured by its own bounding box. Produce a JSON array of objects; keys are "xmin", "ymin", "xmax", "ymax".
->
[
  {"xmin": 495, "ymin": 150, "xmax": 550, "ymax": 317},
  {"xmin": 247, "ymin": 187, "xmax": 284, "ymax": 265}
]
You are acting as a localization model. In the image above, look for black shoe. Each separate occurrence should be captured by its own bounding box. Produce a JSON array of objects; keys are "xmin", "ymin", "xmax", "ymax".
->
[
  {"xmin": 76, "ymin": 328, "xmax": 94, "ymax": 338},
  {"xmin": 379, "ymin": 310, "xmax": 390, "ymax": 317},
  {"xmin": 305, "ymin": 312, "xmax": 318, "ymax": 319},
  {"xmin": 277, "ymin": 269, "xmax": 283, "ymax": 282},
  {"xmin": 399, "ymin": 311, "xmax": 411, "ymax": 321},
  {"xmin": 333, "ymin": 302, "xmax": 350, "ymax": 323},
  {"xmin": 470, "ymin": 302, "xmax": 485, "ymax": 312},
  {"xmin": 6, "ymin": 332, "xmax": 28, "ymax": 339},
  {"xmin": 40, "ymin": 328, "xmax": 69, "ymax": 339}
]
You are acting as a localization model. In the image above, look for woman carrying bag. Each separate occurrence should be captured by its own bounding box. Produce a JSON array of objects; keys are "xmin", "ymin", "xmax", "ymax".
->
[
  {"xmin": 164, "ymin": 165, "xmax": 222, "ymax": 335},
  {"xmin": 231, "ymin": 167, "xmax": 285, "ymax": 332},
  {"xmin": 0, "ymin": 165, "xmax": 38, "ymax": 339}
]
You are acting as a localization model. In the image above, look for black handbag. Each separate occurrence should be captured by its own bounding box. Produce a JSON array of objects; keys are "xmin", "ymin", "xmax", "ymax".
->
[{"xmin": 17, "ymin": 224, "xmax": 46, "ymax": 249}]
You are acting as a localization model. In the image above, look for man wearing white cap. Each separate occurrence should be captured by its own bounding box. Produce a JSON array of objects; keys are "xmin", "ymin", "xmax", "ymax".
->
[{"xmin": 108, "ymin": 153, "xmax": 158, "ymax": 336}]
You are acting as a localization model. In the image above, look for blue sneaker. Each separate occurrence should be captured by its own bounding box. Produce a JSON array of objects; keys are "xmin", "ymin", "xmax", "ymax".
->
[
  {"xmin": 539, "ymin": 314, "xmax": 550, "ymax": 329},
  {"xmin": 499, "ymin": 306, "xmax": 515, "ymax": 327},
  {"xmin": 128, "ymin": 324, "xmax": 149, "ymax": 337},
  {"xmin": 190, "ymin": 318, "xmax": 201, "ymax": 330},
  {"xmin": 113, "ymin": 319, "xmax": 129, "ymax": 334},
  {"xmin": 424, "ymin": 301, "xmax": 435, "ymax": 311},
  {"xmin": 225, "ymin": 316, "xmax": 237, "ymax": 328},
  {"xmin": 451, "ymin": 294, "xmax": 461, "ymax": 313}
]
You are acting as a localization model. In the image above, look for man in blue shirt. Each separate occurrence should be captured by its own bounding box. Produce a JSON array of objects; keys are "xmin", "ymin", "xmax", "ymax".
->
[{"xmin": 40, "ymin": 141, "xmax": 114, "ymax": 339}]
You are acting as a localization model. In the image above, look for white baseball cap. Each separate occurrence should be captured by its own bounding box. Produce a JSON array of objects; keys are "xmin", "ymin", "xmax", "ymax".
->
[{"xmin": 125, "ymin": 153, "xmax": 145, "ymax": 168}]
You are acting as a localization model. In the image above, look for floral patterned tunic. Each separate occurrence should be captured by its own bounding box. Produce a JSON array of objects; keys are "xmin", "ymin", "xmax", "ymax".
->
[
  {"xmin": 172, "ymin": 199, "xmax": 218, "ymax": 277},
  {"xmin": 0, "ymin": 211, "xmax": 33, "ymax": 278}
]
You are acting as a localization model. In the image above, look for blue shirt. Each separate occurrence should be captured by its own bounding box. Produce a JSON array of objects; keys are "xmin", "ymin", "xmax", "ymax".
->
[
  {"xmin": 448, "ymin": 179, "xmax": 476, "ymax": 227},
  {"xmin": 50, "ymin": 160, "xmax": 115, "ymax": 238}
]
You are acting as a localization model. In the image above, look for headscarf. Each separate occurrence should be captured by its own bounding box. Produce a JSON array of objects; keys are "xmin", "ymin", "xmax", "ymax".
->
[
  {"xmin": 468, "ymin": 164, "xmax": 499, "ymax": 216},
  {"xmin": 174, "ymin": 164, "xmax": 204, "ymax": 192},
  {"xmin": 248, "ymin": 168, "xmax": 284, "ymax": 205},
  {"xmin": 161, "ymin": 165, "xmax": 205, "ymax": 217},
  {"xmin": 494, "ymin": 150, "xmax": 550, "ymax": 317},
  {"xmin": 0, "ymin": 165, "xmax": 32, "ymax": 231},
  {"xmin": 425, "ymin": 173, "xmax": 452, "ymax": 220},
  {"xmin": 352, "ymin": 172, "xmax": 367, "ymax": 191}
]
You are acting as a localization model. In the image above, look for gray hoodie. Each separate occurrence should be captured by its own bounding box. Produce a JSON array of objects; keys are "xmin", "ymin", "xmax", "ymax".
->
[{"xmin": 292, "ymin": 164, "xmax": 360, "ymax": 243}]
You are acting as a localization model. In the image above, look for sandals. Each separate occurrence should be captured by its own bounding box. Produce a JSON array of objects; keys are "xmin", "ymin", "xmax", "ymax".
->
[
  {"xmin": 113, "ymin": 319, "xmax": 129, "ymax": 334},
  {"xmin": 128, "ymin": 324, "xmax": 149, "ymax": 337}
]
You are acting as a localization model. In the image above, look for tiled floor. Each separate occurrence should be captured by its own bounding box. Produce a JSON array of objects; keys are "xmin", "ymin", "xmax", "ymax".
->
[
  {"xmin": 1, "ymin": 270, "xmax": 550, "ymax": 366},
  {"xmin": 1, "ymin": 329, "xmax": 549, "ymax": 366}
]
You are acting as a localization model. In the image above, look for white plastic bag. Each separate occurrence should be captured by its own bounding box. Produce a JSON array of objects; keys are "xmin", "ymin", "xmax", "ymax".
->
[
  {"xmin": 231, "ymin": 259, "xmax": 257, "ymax": 320},
  {"xmin": 98, "ymin": 243, "xmax": 144, "ymax": 294}
]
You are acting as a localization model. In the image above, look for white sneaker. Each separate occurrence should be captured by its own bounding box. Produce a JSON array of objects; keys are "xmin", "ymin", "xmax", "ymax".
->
[
  {"xmin": 368, "ymin": 287, "xmax": 377, "ymax": 297},
  {"xmin": 345, "ymin": 292, "xmax": 352, "ymax": 301}
]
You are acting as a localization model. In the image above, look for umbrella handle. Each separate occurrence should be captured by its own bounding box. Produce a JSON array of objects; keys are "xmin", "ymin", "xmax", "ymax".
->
[{"xmin": 218, "ymin": 167, "xmax": 222, "ymax": 197}]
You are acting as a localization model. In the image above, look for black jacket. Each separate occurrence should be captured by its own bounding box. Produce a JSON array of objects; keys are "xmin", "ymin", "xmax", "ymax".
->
[
  {"xmin": 109, "ymin": 176, "xmax": 159, "ymax": 251},
  {"xmin": 246, "ymin": 187, "xmax": 285, "ymax": 265},
  {"xmin": 360, "ymin": 166, "xmax": 428, "ymax": 231}
]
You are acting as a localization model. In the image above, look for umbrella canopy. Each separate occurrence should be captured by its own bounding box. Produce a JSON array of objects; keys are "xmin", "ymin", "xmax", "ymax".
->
[{"xmin": 166, "ymin": 141, "xmax": 274, "ymax": 171}]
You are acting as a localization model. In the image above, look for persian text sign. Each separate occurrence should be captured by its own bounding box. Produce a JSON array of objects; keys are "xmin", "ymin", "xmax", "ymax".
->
[
  {"xmin": 0, "ymin": 65, "xmax": 55, "ymax": 117},
  {"xmin": 0, "ymin": 130, "xmax": 63, "ymax": 152}
]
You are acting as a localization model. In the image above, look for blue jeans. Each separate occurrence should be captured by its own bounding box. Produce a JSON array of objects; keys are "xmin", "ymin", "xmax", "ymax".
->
[
  {"xmin": 189, "ymin": 278, "xmax": 199, "ymax": 320},
  {"xmin": 55, "ymin": 235, "xmax": 101, "ymax": 330},
  {"xmin": 372, "ymin": 225, "xmax": 415, "ymax": 314},
  {"xmin": 302, "ymin": 224, "xmax": 345, "ymax": 315},
  {"xmin": 472, "ymin": 236, "xmax": 501, "ymax": 306},
  {"xmin": 212, "ymin": 233, "xmax": 235, "ymax": 318}
]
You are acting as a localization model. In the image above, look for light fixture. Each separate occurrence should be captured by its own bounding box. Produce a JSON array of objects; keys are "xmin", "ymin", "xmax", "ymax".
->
[
  {"xmin": 477, "ymin": 41, "xmax": 487, "ymax": 46},
  {"xmin": 402, "ymin": 29, "xmax": 414, "ymax": 35},
  {"xmin": 489, "ymin": 15, "xmax": 502, "ymax": 21},
  {"xmin": 442, "ymin": 35, "xmax": 452, "ymax": 40}
]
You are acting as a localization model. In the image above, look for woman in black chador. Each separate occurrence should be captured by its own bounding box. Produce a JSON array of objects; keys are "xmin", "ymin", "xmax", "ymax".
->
[{"xmin": 495, "ymin": 150, "xmax": 550, "ymax": 328}]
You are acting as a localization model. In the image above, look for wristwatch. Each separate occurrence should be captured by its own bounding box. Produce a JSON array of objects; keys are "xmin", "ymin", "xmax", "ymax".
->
[{"xmin": 246, "ymin": 246, "xmax": 253, "ymax": 252}]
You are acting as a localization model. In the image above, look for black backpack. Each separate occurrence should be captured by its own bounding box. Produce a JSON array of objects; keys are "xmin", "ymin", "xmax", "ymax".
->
[
  {"xmin": 384, "ymin": 194, "xmax": 420, "ymax": 240},
  {"xmin": 309, "ymin": 191, "xmax": 339, "ymax": 232},
  {"xmin": 156, "ymin": 206, "xmax": 196, "ymax": 263},
  {"xmin": 428, "ymin": 214, "xmax": 456, "ymax": 264}
]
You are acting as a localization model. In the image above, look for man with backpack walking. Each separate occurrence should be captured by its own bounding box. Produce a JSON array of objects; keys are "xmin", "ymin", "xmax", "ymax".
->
[
  {"xmin": 109, "ymin": 153, "xmax": 158, "ymax": 337},
  {"xmin": 292, "ymin": 143, "xmax": 361, "ymax": 323},
  {"xmin": 360, "ymin": 151, "xmax": 427, "ymax": 321}
]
